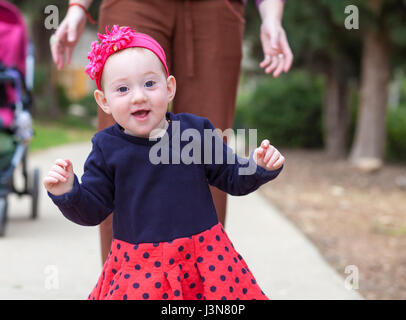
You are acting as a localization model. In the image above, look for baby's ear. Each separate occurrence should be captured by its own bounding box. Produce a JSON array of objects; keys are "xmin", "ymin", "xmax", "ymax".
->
[
  {"xmin": 166, "ymin": 75, "xmax": 176, "ymax": 102},
  {"xmin": 94, "ymin": 90, "xmax": 111, "ymax": 114}
]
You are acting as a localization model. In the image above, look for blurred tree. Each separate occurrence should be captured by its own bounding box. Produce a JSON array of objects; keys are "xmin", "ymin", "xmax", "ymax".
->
[{"xmin": 349, "ymin": 0, "xmax": 406, "ymax": 164}]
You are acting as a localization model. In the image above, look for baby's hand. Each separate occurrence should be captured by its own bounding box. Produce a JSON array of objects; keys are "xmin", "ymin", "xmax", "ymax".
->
[
  {"xmin": 254, "ymin": 140, "xmax": 285, "ymax": 170},
  {"xmin": 43, "ymin": 159, "xmax": 74, "ymax": 196}
]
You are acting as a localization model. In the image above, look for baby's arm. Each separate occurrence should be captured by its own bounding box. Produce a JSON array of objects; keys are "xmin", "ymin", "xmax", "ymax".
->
[{"xmin": 44, "ymin": 139, "xmax": 114, "ymax": 226}]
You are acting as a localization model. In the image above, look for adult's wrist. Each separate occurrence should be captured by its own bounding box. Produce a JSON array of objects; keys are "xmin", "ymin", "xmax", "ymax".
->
[
  {"xmin": 68, "ymin": 0, "xmax": 93, "ymax": 10},
  {"xmin": 258, "ymin": 0, "xmax": 285, "ymax": 22}
]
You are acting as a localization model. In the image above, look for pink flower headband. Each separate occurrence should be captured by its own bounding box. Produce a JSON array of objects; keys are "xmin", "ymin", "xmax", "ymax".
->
[{"xmin": 85, "ymin": 25, "xmax": 169, "ymax": 90}]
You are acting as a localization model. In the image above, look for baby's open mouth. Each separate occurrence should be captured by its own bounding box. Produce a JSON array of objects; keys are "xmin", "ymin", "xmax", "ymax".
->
[{"xmin": 131, "ymin": 110, "xmax": 150, "ymax": 119}]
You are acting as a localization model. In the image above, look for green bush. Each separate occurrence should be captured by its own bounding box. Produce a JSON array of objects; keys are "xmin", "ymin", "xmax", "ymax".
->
[
  {"xmin": 386, "ymin": 105, "xmax": 406, "ymax": 162},
  {"xmin": 234, "ymin": 71, "xmax": 324, "ymax": 148}
]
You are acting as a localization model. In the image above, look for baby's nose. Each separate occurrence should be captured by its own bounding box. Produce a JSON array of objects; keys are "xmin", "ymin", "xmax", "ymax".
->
[{"xmin": 131, "ymin": 89, "xmax": 147, "ymax": 103}]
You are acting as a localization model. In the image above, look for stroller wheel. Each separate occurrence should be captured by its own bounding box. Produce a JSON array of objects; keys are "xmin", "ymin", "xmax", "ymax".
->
[
  {"xmin": 0, "ymin": 197, "xmax": 7, "ymax": 237},
  {"xmin": 30, "ymin": 168, "xmax": 40, "ymax": 219}
]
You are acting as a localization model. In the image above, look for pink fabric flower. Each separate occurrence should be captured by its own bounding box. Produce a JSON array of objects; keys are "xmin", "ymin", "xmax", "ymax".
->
[{"xmin": 85, "ymin": 25, "xmax": 169, "ymax": 90}]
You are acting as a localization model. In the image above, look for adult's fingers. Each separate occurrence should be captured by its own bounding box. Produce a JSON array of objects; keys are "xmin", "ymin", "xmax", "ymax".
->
[
  {"xmin": 273, "ymin": 55, "xmax": 285, "ymax": 78},
  {"xmin": 280, "ymin": 33, "xmax": 293, "ymax": 72}
]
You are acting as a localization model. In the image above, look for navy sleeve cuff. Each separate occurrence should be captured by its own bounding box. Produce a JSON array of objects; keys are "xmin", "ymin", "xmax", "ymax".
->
[{"xmin": 47, "ymin": 175, "xmax": 81, "ymax": 207}]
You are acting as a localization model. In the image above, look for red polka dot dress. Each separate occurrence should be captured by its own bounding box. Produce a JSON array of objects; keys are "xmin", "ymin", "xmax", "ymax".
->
[{"xmin": 88, "ymin": 223, "xmax": 268, "ymax": 300}]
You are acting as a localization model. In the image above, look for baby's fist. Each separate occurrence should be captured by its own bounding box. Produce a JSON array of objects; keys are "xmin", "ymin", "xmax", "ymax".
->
[
  {"xmin": 254, "ymin": 140, "xmax": 285, "ymax": 170},
  {"xmin": 43, "ymin": 159, "xmax": 74, "ymax": 196}
]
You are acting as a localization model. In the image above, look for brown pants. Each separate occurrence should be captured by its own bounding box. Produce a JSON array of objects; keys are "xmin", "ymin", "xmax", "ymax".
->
[{"xmin": 97, "ymin": 0, "xmax": 245, "ymax": 264}]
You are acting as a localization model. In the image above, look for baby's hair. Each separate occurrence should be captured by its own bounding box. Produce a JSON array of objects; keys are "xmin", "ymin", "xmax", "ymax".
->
[{"xmin": 100, "ymin": 47, "xmax": 168, "ymax": 91}]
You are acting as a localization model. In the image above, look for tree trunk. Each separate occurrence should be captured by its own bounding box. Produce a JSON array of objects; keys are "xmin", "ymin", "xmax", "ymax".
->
[
  {"xmin": 349, "ymin": 29, "xmax": 391, "ymax": 164},
  {"xmin": 323, "ymin": 61, "xmax": 350, "ymax": 159},
  {"xmin": 31, "ymin": 14, "xmax": 59, "ymax": 118}
]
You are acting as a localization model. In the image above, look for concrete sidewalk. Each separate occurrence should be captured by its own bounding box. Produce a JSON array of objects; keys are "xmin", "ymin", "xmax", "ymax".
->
[{"xmin": 0, "ymin": 142, "xmax": 363, "ymax": 299}]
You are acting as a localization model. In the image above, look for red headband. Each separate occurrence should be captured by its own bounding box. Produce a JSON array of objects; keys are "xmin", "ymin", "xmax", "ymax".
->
[{"xmin": 85, "ymin": 25, "xmax": 169, "ymax": 90}]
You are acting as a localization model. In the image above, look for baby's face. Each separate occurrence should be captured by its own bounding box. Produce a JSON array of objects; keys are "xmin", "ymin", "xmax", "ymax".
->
[{"xmin": 96, "ymin": 48, "xmax": 175, "ymax": 138}]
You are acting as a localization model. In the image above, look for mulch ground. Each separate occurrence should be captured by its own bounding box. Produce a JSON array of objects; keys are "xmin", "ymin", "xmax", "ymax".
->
[{"xmin": 260, "ymin": 148, "xmax": 406, "ymax": 300}]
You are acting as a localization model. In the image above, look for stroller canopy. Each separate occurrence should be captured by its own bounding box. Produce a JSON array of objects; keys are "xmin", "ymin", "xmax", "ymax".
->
[{"xmin": 0, "ymin": 0, "xmax": 28, "ymax": 75}]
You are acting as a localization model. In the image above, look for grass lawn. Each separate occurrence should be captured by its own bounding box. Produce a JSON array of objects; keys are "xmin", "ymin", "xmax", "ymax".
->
[{"xmin": 30, "ymin": 120, "xmax": 95, "ymax": 152}]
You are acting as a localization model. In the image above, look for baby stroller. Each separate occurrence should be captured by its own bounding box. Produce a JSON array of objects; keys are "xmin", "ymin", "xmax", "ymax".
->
[{"xmin": 0, "ymin": 0, "xmax": 39, "ymax": 237}]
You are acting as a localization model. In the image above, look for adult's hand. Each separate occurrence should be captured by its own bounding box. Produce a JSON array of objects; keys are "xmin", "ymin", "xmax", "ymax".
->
[
  {"xmin": 50, "ymin": 6, "xmax": 87, "ymax": 70},
  {"xmin": 259, "ymin": 18, "xmax": 293, "ymax": 77},
  {"xmin": 258, "ymin": 0, "xmax": 293, "ymax": 78}
]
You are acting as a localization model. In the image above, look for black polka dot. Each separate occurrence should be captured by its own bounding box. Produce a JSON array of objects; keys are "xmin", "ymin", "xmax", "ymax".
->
[
  {"xmin": 199, "ymin": 236, "xmax": 204, "ymax": 242},
  {"xmin": 143, "ymin": 252, "xmax": 150, "ymax": 259},
  {"xmin": 153, "ymin": 242, "xmax": 159, "ymax": 247},
  {"xmin": 185, "ymin": 253, "xmax": 191, "ymax": 259},
  {"xmin": 178, "ymin": 245, "xmax": 184, "ymax": 252},
  {"xmin": 209, "ymin": 265, "xmax": 215, "ymax": 271},
  {"xmin": 124, "ymin": 274, "xmax": 130, "ymax": 279},
  {"xmin": 235, "ymin": 277, "xmax": 240, "ymax": 283},
  {"xmin": 154, "ymin": 261, "xmax": 161, "ymax": 267},
  {"xmin": 225, "ymin": 246, "xmax": 229, "ymax": 252},
  {"xmin": 135, "ymin": 264, "xmax": 141, "ymax": 270},
  {"xmin": 218, "ymin": 255, "xmax": 224, "ymax": 261},
  {"xmin": 133, "ymin": 244, "xmax": 138, "ymax": 250},
  {"xmin": 242, "ymin": 268, "xmax": 247, "ymax": 274},
  {"xmin": 228, "ymin": 266, "xmax": 233, "ymax": 272},
  {"xmin": 221, "ymin": 296, "xmax": 227, "ymax": 300},
  {"xmin": 184, "ymin": 273, "xmax": 189, "ymax": 279},
  {"xmin": 117, "ymin": 243, "xmax": 121, "ymax": 250},
  {"xmin": 251, "ymin": 279, "xmax": 257, "ymax": 285},
  {"xmin": 163, "ymin": 293, "xmax": 168, "ymax": 299},
  {"xmin": 174, "ymin": 290, "xmax": 180, "ymax": 297},
  {"xmin": 190, "ymin": 283, "xmax": 196, "ymax": 289},
  {"xmin": 133, "ymin": 283, "xmax": 139, "ymax": 289},
  {"xmin": 196, "ymin": 293, "xmax": 202, "ymax": 299},
  {"xmin": 210, "ymin": 286, "xmax": 216, "ymax": 292},
  {"xmin": 169, "ymin": 258, "xmax": 175, "ymax": 265},
  {"xmin": 207, "ymin": 245, "xmax": 213, "ymax": 251},
  {"xmin": 143, "ymin": 293, "xmax": 149, "ymax": 299},
  {"xmin": 197, "ymin": 257, "xmax": 203, "ymax": 263},
  {"xmin": 229, "ymin": 286, "xmax": 234, "ymax": 293},
  {"xmin": 145, "ymin": 273, "xmax": 151, "ymax": 279},
  {"xmin": 216, "ymin": 235, "xmax": 220, "ymax": 241},
  {"xmin": 112, "ymin": 269, "xmax": 117, "ymax": 274},
  {"xmin": 155, "ymin": 282, "xmax": 161, "ymax": 288},
  {"xmin": 243, "ymin": 288, "xmax": 248, "ymax": 294},
  {"xmin": 220, "ymin": 275, "xmax": 226, "ymax": 281}
]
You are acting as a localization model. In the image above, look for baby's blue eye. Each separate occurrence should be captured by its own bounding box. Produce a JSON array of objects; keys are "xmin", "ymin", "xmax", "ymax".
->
[
  {"xmin": 145, "ymin": 81, "xmax": 155, "ymax": 88},
  {"xmin": 118, "ymin": 86, "xmax": 128, "ymax": 93}
]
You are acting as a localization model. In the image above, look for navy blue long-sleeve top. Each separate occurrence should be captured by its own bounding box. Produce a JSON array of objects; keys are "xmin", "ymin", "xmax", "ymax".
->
[{"xmin": 48, "ymin": 112, "xmax": 283, "ymax": 244}]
